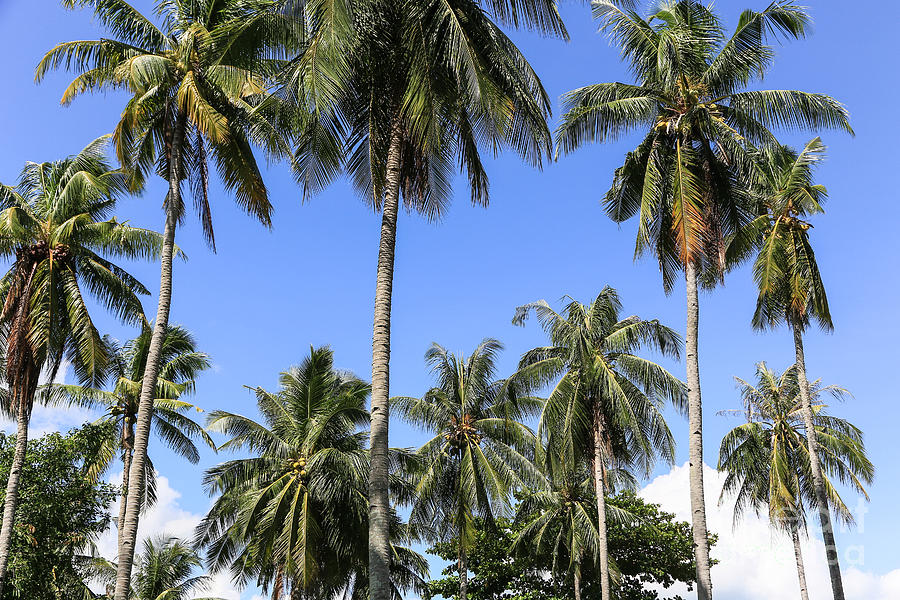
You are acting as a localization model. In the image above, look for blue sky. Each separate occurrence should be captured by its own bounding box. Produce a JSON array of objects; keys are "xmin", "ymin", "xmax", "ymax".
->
[{"xmin": 1, "ymin": 0, "xmax": 897, "ymax": 597}]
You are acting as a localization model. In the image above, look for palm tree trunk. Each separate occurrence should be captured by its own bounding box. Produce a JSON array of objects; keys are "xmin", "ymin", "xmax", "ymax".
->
[
  {"xmin": 113, "ymin": 115, "xmax": 184, "ymax": 600},
  {"xmin": 0, "ymin": 391, "xmax": 33, "ymax": 591},
  {"xmin": 458, "ymin": 544, "xmax": 468, "ymax": 600},
  {"xmin": 116, "ymin": 420, "xmax": 134, "ymax": 550},
  {"xmin": 368, "ymin": 119, "xmax": 403, "ymax": 600},
  {"xmin": 793, "ymin": 320, "xmax": 845, "ymax": 600},
  {"xmin": 573, "ymin": 561, "xmax": 582, "ymax": 600},
  {"xmin": 591, "ymin": 406, "xmax": 611, "ymax": 600},
  {"xmin": 791, "ymin": 524, "xmax": 810, "ymax": 600},
  {"xmin": 685, "ymin": 261, "xmax": 713, "ymax": 600}
]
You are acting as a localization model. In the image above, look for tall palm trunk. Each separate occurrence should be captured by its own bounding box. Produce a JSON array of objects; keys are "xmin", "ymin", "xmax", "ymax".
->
[
  {"xmin": 573, "ymin": 561, "xmax": 582, "ymax": 600},
  {"xmin": 0, "ymin": 265, "xmax": 40, "ymax": 592},
  {"xmin": 685, "ymin": 261, "xmax": 713, "ymax": 600},
  {"xmin": 458, "ymin": 544, "xmax": 468, "ymax": 600},
  {"xmin": 368, "ymin": 120, "xmax": 403, "ymax": 600},
  {"xmin": 114, "ymin": 115, "xmax": 184, "ymax": 600},
  {"xmin": 591, "ymin": 405, "xmax": 611, "ymax": 600},
  {"xmin": 116, "ymin": 418, "xmax": 134, "ymax": 549},
  {"xmin": 792, "ymin": 320, "xmax": 844, "ymax": 600},
  {"xmin": 790, "ymin": 524, "xmax": 810, "ymax": 600},
  {"xmin": 0, "ymin": 375, "xmax": 36, "ymax": 592}
]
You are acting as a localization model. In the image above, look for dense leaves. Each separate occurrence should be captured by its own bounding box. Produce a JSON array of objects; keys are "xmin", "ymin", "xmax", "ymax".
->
[
  {"xmin": 0, "ymin": 423, "xmax": 117, "ymax": 600},
  {"xmin": 428, "ymin": 493, "xmax": 704, "ymax": 600}
]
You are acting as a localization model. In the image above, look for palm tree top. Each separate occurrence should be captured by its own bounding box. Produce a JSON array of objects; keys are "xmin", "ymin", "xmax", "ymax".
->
[
  {"xmin": 36, "ymin": 0, "xmax": 286, "ymax": 248},
  {"xmin": 718, "ymin": 361, "xmax": 874, "ymax": 529},
  {"xmin": 0, "ymin": 136, "xmax": 166, "ymax": 387}
]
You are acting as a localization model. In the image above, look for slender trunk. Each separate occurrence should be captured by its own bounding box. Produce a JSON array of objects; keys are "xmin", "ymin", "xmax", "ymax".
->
[
  {"xmin": 685, "ymin": 262, "xmax": 713, "ymax": 600},
  {"xmin": 592, "ymin": 406, "xmax": 611, "ymax": 600},
  {"xmin": 458, "ymin": 544, "xmax": 468, "ymax": 600},
  {"xmin": 116, "ymin": 419, "xmax": 134, "ymax": 550},
  {"xmin": 113, "ymin": 115, "xmax": 184, "ymax": 600},
  {"xmin": 791, "ymin": 524, "xmax": 811, "ymax": 600},
  {"xmin": 0, "ymin": 392, "xmax": 33, "ymax": 590},
  {"xmin": 793, "ymin": 320, "xmax": 845, "ymax": 600},
  {"xmin": 368, "ymin": 119, "xmax": 403, "ymax": 600},
  {"xmin": 573, "ymin": 561, "xmax": 582, "ymax": 600}
]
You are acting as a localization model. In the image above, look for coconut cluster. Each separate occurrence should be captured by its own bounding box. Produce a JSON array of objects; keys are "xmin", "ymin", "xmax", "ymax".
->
[
  {"xmin": 289, "ymin": 456, "xmax": 309, "ymax": 479},
  {"xmin": 15, "ymin": 240, "xmax": 73, "ymax": 267}
]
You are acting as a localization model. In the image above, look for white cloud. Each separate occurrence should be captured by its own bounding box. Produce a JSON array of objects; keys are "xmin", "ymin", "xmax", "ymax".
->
[
  {"xmin": 93, "ymin": 472, "xmax": 258, "ymax": 599},
  {"xmin": 638, "ymin": 463, "xmax": 900, "ymax": 600}
]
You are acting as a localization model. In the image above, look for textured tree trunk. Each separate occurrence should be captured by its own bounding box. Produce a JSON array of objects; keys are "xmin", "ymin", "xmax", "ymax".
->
[
  {"xmin": 368, "ymin": 121, "xmax": 403, "ymax": 600},
  {"xmin": 592, "ymin": 406, "xmax": 611, "ymax": 600},
  {"xmin": 793, "ymin": 320, "xmax": 845, "ymax": 600},
  {"xmin": 573, "ymin": 561, "xmax": 582, "ymax": 600},
  {"xmin": 116, "ymin": 419, "xmax": 134, "ymax": 549},
  {"xmin": 791, "ymin": 524, "xmax": 811, "ymax": 600},
  {"xmin": 0, "ymin": 389, "xmax": 33, "ymax": 591},
  {"xmin": 458, "ymin": 544, "xmax": 468, "ymax": 600},
  {"xmin": 685, "ymin": 262, "xmax": 713, "ymax": 600},
  {"xmin": 113, "ymin": 116, "xmax": 184, "ymax": 600}
]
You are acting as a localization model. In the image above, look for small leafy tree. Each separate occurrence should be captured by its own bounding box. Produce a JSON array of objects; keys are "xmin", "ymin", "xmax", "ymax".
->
[
  {"xmin": 429, "ymin": 493, "xmax": 704, "ymax": 600},
  {"xmin": 0, "ymin": 422, "xmax": 117, "ymax": 600}
]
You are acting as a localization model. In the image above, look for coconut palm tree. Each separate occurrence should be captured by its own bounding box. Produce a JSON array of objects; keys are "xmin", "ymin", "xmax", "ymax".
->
[
  {"xmin": 0, "ymin": 136, "xmax": 161, "ymax": 592},
  {"xmin": 53, "ymin": 325, "xmax": 214, "ymax": 548},
  {"xmin": 36, "ymin": 2, "xmax": 288, "ymax": 596},
  {"xmin": 512, "ymin": 450, "xmax": 638, "ymax": 600},
  {"xmin": 394, "ymin": 339, "xmax": 542, "ymax": 600},
  {"xmin": 88, "ymin": 536, "xmax": 225, "ymax": 600},
  {"xmin": 733, "ymin": 136, "xmax": 853, "ymax": 598},
  {"xmin": 195, "ymin": 346, "xmax": 426, "ymax": 600},
  {"xmin": 554, "ymin": 3, "xmax": 852, "ymax": 596},
  {"xmin": 513, "ymin": 287, "xmax": 683, "ymax": 600},
  {"xmin": 274, "ymin": 3, "xmax": 564, "ymax": 593},
  {"xmin": 718, "ymin": 362, "xmax": 874, "ymax": 600}
]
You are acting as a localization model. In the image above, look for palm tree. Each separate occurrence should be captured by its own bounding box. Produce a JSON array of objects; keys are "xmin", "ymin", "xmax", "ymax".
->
[
  {"xmin": 53, "ymin": 325, "xmax": 214, "ymax": 549},
  {"xmin": 718, "ymin": 362, "xmax": 874, "ymax": 600},
  {"xmin": 554, "ymin": 4, "xmax": 852, "ymax": 596},
  {"xmin": 513, "ymin": 455, "xmax": 639, "ymax": 600},
  {"xmin": 734, "ymin": 136, "xmax": 853, "ymax": 598},
  {"xmin": 513, "ymin": 287, "xmax": 683, "ymax": 600},
  {"xmin": 0, "ymin": 136, "xmax": 161, "ymax": 592},
  {"xmin": 274, "ymin": 3, "xmax": 564, "ymax": 593},
  {"xmin": 195, "ymin": 346, "xmax": 426, "ymax": 600},
  {"xmin": 394, "ymin": 339, "xmax": 542, "ymax": 600},
  {"xmin": 89, "ymin": 536, "xmax": 225, "ymax": 600},
  {"xmin": 37, "ymin": 2, "xmax": 287, "ymax": 596}
]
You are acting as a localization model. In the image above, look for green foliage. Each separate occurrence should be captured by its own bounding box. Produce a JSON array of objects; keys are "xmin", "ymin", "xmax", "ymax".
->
[
  {"xmin": 606, "ymin": 492, "xmax": 709, "ymax": 600},
  {"xmin": 718, "ymin": 363, "xmax": 874, "ymax": 531},
  {"xmin": 196, "ymin": 346, "xmax": 426, "ymax": 599},
  {"xmin": 88, "ymin": 536, "xmax": 222, "ymax": 600},
  {"xmin": 39, "ymin": 0, "xmax": 285, "ymax": 246},
  {"xmin": 396, "ymin": 339, "xmax": 542, "ymax": 548},
  {"xmin": 278, "ymin": 0, "xmax": 559, "ymax": 211},
  {"xmin": 51, "ymin": 325, "xmax": 214, "ymax": 509},
  {"xmin": 0, "ymin": 422, "xmax": 117, "ymax": 600},
  {"xmin": 556, "ymin": 0, "xmax": 851, "ymax": 290},
  {"xmin": 429, "ymin": 492, "xmax": 705, "ymax": 600},
  {"xmin": 0, "ymin": 136, "xmax": 161, "ymax": 395}
]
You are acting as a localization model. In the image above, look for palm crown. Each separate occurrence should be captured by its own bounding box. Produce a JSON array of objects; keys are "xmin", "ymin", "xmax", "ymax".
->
[
  {"xmin": 280, "ymin": 0, "xmax": 559, "ymax": 213},
  {"xmin": 739, "ymin": 138, "xmax": 832, "ymax": 331},
  {"xmin": 196, "ymin": 346, "xmax": 423, "ymax": 598},
  {"xmin": 718, "ymin": 362, "xmax": 874, "ymax": 530},
  {"xmin": 514, "ymin": 287, "xmax": 684, "ymax": 475},
  {"xmin": 54, "ymin": 325, "xmax": 214, "ymax": 504},
  {"xmin": 0, "ymin": 136, "xmax": 161, "ymax": 396},
  {"xmin": 557, "ymin": 0, "xmax": 852, "ymax": 289},
  {"xmin": 37, "ymin": 0, "xmax": 286, "ymax": 246},
  {"xmin": 395, "ymin": 340, "xmax": 543, "ymax": 542}
]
